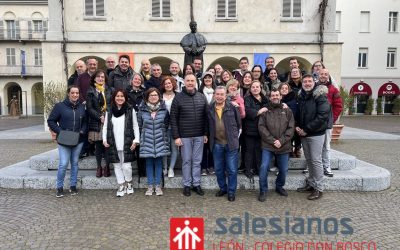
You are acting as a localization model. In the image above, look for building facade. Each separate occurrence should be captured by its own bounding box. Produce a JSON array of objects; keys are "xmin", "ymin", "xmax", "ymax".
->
[{"xmin": 337, "ymin": 0, "xmax": 400, "ymax": 114}]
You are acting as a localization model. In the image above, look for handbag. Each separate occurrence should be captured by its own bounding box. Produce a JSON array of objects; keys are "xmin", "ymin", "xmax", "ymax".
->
[{"xmin": 57, "ymin": 130, "xmax": 80, "ymax": 146}]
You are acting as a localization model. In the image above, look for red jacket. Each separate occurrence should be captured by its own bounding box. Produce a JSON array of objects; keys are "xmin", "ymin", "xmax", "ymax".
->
[{"xmin": 323, "ymin": 82, "xmax": 343, "ymax": 123}]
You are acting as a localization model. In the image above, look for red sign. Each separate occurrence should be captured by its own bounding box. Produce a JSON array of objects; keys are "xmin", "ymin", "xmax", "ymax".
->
[
  {"xmin": 350, "ymin": 82, "xmax": 372, "ymax": 95},
  {"xmin": 170, "ymin": 218, "xmax": 204, "ymax": 250},
  {"xmin": 378, "ymin": 82, "xmax": 400, "ymax": 96}
]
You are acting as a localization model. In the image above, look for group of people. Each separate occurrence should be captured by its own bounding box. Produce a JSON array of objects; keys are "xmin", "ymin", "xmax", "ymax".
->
[{"xmin": 48, "ymin": 54, "xmax": 343, "ymax": 202}]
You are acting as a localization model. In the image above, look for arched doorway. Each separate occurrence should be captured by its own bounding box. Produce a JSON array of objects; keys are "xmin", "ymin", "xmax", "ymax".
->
[
  {"xmin": 5, "ymin": 82, "xmax": 22, "ymax": 115},
  {"xmin": 378, "ymin": 82, "xmax": 400, "ymax": 114},
  {"xmin": 207, "ymin": 57, "xmax": 239, "ymax": 73},
  {"xmin": 350, "ymin": 82, "xmax": 372, "ymax": 114},
  {"xmin": 275, "ymin": 56, "xmax": 312, "ymax": 77},
  {"xmin": 149, "ymin": 56, "xmax": 173, "ymax": 76},
  {"xmin": 32, "ymin": 82, "xmax": 44, "ymax": 114}
]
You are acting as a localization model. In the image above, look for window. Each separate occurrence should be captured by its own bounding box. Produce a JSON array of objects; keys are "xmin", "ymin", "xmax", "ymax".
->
[
  {"xmin": 360, "ymin": 11, "xmax": 370, "ymax": 32},
  {"xmin": 217, "ymin": 0, "xmax": 237, "ymax": 20},
  {"xmin": 282, "ymin": 0, "xmax": 301, "ymax": 18},
  {"xmin": 389, "ymin": 12, "xmax": 398, "ymax": 32},
  {"xmin": 358, "ymin": 48, "xmax": 368, "ymax": 68},
  {"xmin": 6, "ymin": 48, "xmax": 16, "ymax": 66},
  {"xmin": 151, "ymin": 0, "xmax": 170, "ymax": 18},
  {"xmin": 85, "ymin": 0, "xmax": 105, "ymax": 17},
  {"xmin": 34, "ymin": 48, "xmax": 42, "ymax": 66},
  {"xmin": 335, "ymin": 11, "xmax": 341, "ymax": 32},
  {"xmin": 33, "ymin": 20, "xmax": 43, "ymax": 32},
  {"xmin": 6, "ymin": 20, "xmax": 16, "ymax": 39},
  {"xmin": 387, "ymin": 48, "xmax": 397, "ymax": 68}
]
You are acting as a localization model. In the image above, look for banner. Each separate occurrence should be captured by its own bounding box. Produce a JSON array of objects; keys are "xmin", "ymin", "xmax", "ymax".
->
[
  {"xmin": 20, "ymin": 50, "xmax": 26, "ymax": 77},
  {"xmin": 253, "ymin": 53, "xmax": 269, "ymax": 71}
]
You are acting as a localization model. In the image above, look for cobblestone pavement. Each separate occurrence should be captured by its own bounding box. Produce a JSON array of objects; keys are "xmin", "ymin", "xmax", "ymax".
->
[
  {"xmin": 340, "ymin": 115, "xmax": 400, "ymax": 134},
  {"xmin": 0, "ymin": 116, "xmax": 43, "ymax": 131},
  {"xmin": 0, "ymin": 117, "xmax": 399, "ymax": 249}
]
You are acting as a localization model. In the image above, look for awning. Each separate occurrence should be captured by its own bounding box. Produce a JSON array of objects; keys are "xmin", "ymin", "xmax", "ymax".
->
[
  {"xmin": 378, "ymin": 82, "xmax": 400, "ymax": 96},
  {"xmin": 350, "ymin": 82, "xmax": 372, "ymax": 95}
]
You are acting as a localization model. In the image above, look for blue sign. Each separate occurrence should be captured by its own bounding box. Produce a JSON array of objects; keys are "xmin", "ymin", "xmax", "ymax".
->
[{"xmin": 253, "ymin": 53, "xmax": 270, "ymax": 71}]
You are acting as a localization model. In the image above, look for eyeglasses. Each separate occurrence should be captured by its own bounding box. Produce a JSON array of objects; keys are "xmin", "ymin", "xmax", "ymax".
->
[
  {"xmin": 106, "ymin": 61, "xmax": 115, "ymax": 63},
  {"xmin": 149, "ymin": 94, "xmax": 159, "ymax": 97}
]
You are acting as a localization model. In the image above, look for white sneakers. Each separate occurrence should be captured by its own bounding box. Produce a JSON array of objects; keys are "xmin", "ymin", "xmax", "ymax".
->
[
  {"xmin": 168, "ymin": 168, "xmax": 174, "ymax": 178},
  {"xmin": 155, "ymin": 185, "xmax": 163, "ymax": 196},
  {"xmin": 116, "ymin": 185, "xmax": 126, "ymax": 197},
  {"xmin": 126, "ymin": 182, "xmax": 134, "ymax": 194},
  {"xmin": 145, "ymin": 186, "xmax": 154, "ymax": 196},
  {"xmin": 145, "ymin": 185, "xmax": 163, "ymax": 196}
]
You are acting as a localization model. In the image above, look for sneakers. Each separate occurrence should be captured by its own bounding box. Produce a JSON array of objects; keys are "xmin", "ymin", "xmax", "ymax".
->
[
  {"xmin": 69, "ymin": 186, "xmax": 78, "ymax": 196},
  {"xmin": 168, "ymin": 168, "xmax": 174, "ymax": 178},
  {"xmin": 116, "ymin": 185, "xmax": 126, "ymax": 197},
  {"xmin": 269, "ymin": 166, "xmax": 278, "ymax": 172},
  {"xmin": 155, "ymin": 185, "xmax": 163, "ymax": 196},
  {"xmin": 207, "ymin": 168, "xmax": 215, "ymax": 175},
  {"xmin": 324, "ymin": 169, "xmax": 334, "ymax": 177},
  {"xmin": 56, "ymin": 188, "xmax": 64, "ymax": 198},
  {"xmin": 201, "ymin": 169, "xmax": 207, "ymax": 176},
  {"xmin": 302, "ymin": 169, "xmax": 309, "ymax": 174},
  {"xmin": 145, "ymin": 186, "xmax": 154, "ymax": 196},
  {"xmin": 126, "ymin": 182, "xmax": 134, "ymax": 194}
]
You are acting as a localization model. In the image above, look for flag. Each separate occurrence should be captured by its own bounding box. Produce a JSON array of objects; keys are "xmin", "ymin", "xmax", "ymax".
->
[{"xmin": 20, "ymin": 50, "xmax": 26, "ymax": 77}]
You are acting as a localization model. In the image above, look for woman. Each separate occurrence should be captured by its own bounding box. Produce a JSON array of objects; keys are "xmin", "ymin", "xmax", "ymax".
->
[
  {"xmin": 138, "ymin": 88, "xmax": 170, "ymax": 196},
  {"xmin": 183, "ymin": 64, "xmax": 200, "ymax": 89},
  {"xmin": 160, "ymin": 76, "xmax": 179, "ymax": 178},
  {"xmin": 199, "ymin": 71, "xmax": 216, "ymax": 105},
  {"xmin": 226, "ymin": 79, "xmax": 245, "ymax": 119},
  {"xmin": 266, "ymin": 68, "xmax": 281, "ymax": 92},
  {"xmin": 86, "ymin": 69, "xmax": 113, "ymax": 178},
  {"xmin": 312, "ymin": 60, "xmax": 325, "ymax": 82},
  {"xmin": 219, "ymin": 69, "xmax": 233, "ymax": 86},
  {"xmin": 48, "ymin": 85, "xmax": 87, "ymax": 198},
  {"xmin": 287, "ymin": 67, "xmax": 303, "ymax": 94},
  {"xmin": 243, "ymin": 80, "xmax": 269, "ymax": 179},
  {"xmin": 102, "ymin": 89, "xmax": 140, "ymax": 197},
  {"xmin": 251, "ymin": 65, "xmax": 268, "ymax": 94},
  {"xmin": 240, "ymin": 71, "xmax": 253, "ymax": 97},
  {"xmin": 126, "ymin": 73, "xmax": 145, "ymax": 112}
]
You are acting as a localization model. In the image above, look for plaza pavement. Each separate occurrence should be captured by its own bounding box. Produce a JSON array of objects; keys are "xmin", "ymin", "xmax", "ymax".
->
[{"xmin": 0, "ymin": 116, "xmax": 399, "ymax": 249}]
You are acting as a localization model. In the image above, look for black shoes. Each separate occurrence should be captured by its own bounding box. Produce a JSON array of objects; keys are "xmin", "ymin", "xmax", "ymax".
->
[
  {"xmin": 192, "ymin": 186, "xmax": 204, "ymax": 196},
  {"xmin": 275, "ymin": 187, "xmax": 288, "ymax": 197},
  {"xmin": 215, "ymin": 190, "xmax": 227, "ymax": 197},
  {"xmin": 56, "ymin": 188, "xmax": 64, "ymax": 198},
  {"xmin": 258, "ymin": 192, "xmax": 266, "ymax": 202},
  {"xmin": 183, "ymin": 186, "xmax": 191, "ymax": 196},
  {"xmin": 307, "ymin": 190, "xmax": 323, "ymax": 200},
  {"xmin": 297, "ymin": 185, "xmax": 315, "ymax": 192},
  {"xmin": 69, "ymin": 186, "xmax": 78, "ymax": 196},
  {"xmin": 228, "ymin": 194, "xmax": 235, "ymax": 202},
  {"xmin": 324, "ymin": 169, "xmax": 334, "ymax": 177}
]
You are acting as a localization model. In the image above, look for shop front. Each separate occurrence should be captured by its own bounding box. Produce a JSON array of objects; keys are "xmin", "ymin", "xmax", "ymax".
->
[
  {"xmin": 350, "ymin": 82, "xmax": 372, "ymax": 114},
  {"xmin": 378, "ymin": 82, "xmax": 399, "ymax": 114}
]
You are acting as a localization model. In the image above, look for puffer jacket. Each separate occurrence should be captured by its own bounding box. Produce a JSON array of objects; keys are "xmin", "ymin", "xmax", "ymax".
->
[
  {"xmin": 137, "ymin": 101, "xmax": 170, "ymax": 158},
  {"xmin": 86, "ymin": 86, "xmax": 114, "ymax": 132},
  {"xmin": 170, "ymin": 87, "xmax": 208, "ymax": 139},
  {"xmin": 258, "ymin": 102, "xmax": 295, "ymax": 154},
  {"xmin": 108, "ymin": 65, "xmax": 134, "ymax": 90},
  {"xmin": 243, "ymin": 94, "xmax": 269, "ymax": 136},
  {"xmin": 297, "ymin": 85, "xmax": 331, "ymax": 137}
]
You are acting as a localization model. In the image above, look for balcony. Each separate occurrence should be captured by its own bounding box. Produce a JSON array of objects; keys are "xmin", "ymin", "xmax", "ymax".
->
[
  {"xmin": 0, "ymin": 65, "xmax": 43, "ymax": 76},
  {"xmin": 0, "ymin": 29, "xmax": 46, "ymax": 41}
]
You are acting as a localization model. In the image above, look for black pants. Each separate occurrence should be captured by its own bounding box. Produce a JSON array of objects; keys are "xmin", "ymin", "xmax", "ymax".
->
[
  {"xmin": 94, "ymin": 141, "xmax": 108, "ymax": 167},
  {"xmin": 201, "ymin": 142, "xmax": 214, "ymax": 170},
  {"xmin": 244, "ymin": 135, "xmax": 261, "ymax": 176},
  {"xmin": 292, "ymin": 133, "xmax": 302, "ymax": 149}
]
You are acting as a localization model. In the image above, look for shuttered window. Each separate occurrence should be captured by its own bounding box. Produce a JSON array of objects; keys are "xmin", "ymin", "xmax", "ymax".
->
[
  {"xmin": 282, "ymin": 0, "xmax": 301, "ymax": 18},
  {"xmin": 152, "ymin": 0, "xmax": 171, "ymax": 18},
  {"xmin": 34, "ymin": 48, "xmax": 43, "ymax": 66},
  {"xmin": 6, "ymin": 48, "xmax": 16, "ymax": 66},
  {"xmin": 217, "ymin": 0, "xmax": 237, "ymax": 19},
  {"xmin": 360, "ymin": 11, "xmax": 370, "ymax": 32},
  {"xmin": 85, "ymin": 0, "xmax": 105, "ymax": 17}
]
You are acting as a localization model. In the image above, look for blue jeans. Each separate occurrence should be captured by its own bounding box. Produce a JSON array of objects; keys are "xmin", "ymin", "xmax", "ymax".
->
[
  {"xmin": 57, "ymin": 142, "xmax": 84, "ymax": 189},
  {"xmin": 213, "ymin": 143, "xmax": 239, "ymax": 195},
  {"xmin": 146, "ymin": 157, "xmax": 163, "ymax": 186},
  {"xmin": 259, "ymin": 149, "xmax": 289, "ymax": 193}
]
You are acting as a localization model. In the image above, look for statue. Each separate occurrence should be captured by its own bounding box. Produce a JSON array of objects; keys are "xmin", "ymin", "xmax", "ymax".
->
[
  {"xmin": 180, "ymin": 21, "xmax": 207, "ymax": 67},
  {"xmin": 8, "ymin": 95, "xmax": 20, "ymax": 117}
]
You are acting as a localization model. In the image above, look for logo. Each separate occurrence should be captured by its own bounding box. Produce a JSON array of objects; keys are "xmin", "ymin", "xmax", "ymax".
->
[
  {"xmin": 386, "ymin": 84, "xmax": 392, "ymax": 91},
  {"xmin": 170, "ymin": 218, "xmax": 204, "ymax": 250},
  {"xmin": 357, "ymin": 85, "xmax": 364, "ymax": 91}
]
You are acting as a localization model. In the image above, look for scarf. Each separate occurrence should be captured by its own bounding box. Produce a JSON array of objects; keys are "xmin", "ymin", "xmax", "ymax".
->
[
  {"xmin": 112, "ymin": 103, "xmax": 127, "ymax": 118},
  {"xmin": 95, "ymin": 83, "xmax": 106, "ymax": 112},
  {"xmin": 146, "ymin": 102, "xmax": 160, "ymax": 112}
]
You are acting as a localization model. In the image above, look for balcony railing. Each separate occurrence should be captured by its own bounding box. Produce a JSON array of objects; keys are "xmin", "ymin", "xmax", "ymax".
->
[
  {"xmin": 0, "ymin": 65, "xmax": 43, "ymax": 76},
  {"xmin": 0, "ymin": 29, "xmax": 46, "ymax": 41}
]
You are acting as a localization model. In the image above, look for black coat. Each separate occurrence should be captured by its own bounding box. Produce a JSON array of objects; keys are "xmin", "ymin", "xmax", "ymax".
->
[
  {"xmin": 86, "ymin": 86, "xmax": 113, "ymax": 132},
  {"xmin": 126, "ymin": 85, "xmax": 145, "ymax": 112},
  {"xmin": 108, "ymin": 65, "xmax": 134, "ymax": 90},
  {"xmin": 170, "ymin": 88, "xmax": 208, "ymax": 139},
  {"xmin": 243, "ymin": 94, "xmax": 269, "ymax": 137},
  {"xmin": 144, "ymin": 76, "xmax": 162, "ymax": 90},
  {"xmin": 282, "ymin": 90, "xmax": 299, "ymax": 120}
]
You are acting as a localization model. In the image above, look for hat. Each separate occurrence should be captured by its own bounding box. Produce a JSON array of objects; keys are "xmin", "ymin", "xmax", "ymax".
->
[{"xmin": 202, "ymin": 71, "xmax": 214, "ymax": 79}]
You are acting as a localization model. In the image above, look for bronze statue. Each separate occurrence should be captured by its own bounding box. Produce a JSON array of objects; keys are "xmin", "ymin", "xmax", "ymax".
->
[
  {"xmin": 180, "ymin": 21, "xmax": 207, "ymax": 66},
  {"xmin": 8, "ymin": 95, "xmax": 20, "ymax": 116}
]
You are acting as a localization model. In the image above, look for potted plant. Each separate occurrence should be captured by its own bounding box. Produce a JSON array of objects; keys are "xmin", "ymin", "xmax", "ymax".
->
[
  {"xmin": 392, "ymin": 98, "xmax": 400, "ymax": 115},
  {"xmin": 376, "ymin": 97, "xmax": 383, "ymax": 115},
  {"xmin": 364, "ymin": 98, "xmax": 374, "ymax": 115}
]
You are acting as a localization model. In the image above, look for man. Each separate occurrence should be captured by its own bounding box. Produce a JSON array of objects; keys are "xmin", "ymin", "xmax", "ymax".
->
[
  {"xmin": 180, "ymin": 21, "xmax": 207, "ymax": 67},
  {"xmin": 144, "ymin": 63, "xmax": 163, "ymax": 90},
  {"xmin": 282, "ymin": 57, "xmax": 307, "ymax": 82},
  {"xmin": 193, "ymin": 58, "xmax": 203, "ymax": 79},
  {"xmin": 68, "ymin": 60, "xmax": 86, "ymax": 86},
  {"xmin": 169, "ymin": 61, "xmax": 184, "ymax": 92},
  {"xmin": 105, "ymin": 56, "xmax": 116, "ymax": 77},
  {"xmin": 214, "ymin": 64, "xmax": 223, "ymax": 86},
  {"xmin": 170, "ymin": 74, "xmax": 208, "ymax": 197},
  {"xmin": 232, "ymin": 57, "xmax": 249, "ymax": 83},
  {"xmin": 208, "ymin": 86, "xmax": 241, "ymax": 202},
  {"xmin": 140, "ymin": 58, "xmax": 151, "ymax": 81},
  {"xmin": 296, "ymin": 74, "xmax": 331, "ymax": 200},
  {"xmin": 263, "ymin": 56, "xmax": 275, "ymax": 81},
  {"xmin": 318, "ymin": 69, "xmax": 343, "ymax": 177},
  {"xmin": 76, "ymin": 58, "xmax": 97, "ymax": 103},
  {"xmin": 258, "ymin": 89, "xmax": 294, "ymax": 202},
  {"xmin": 108, "ymin": 55, "xmax": 134, "ymax": 90}
]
